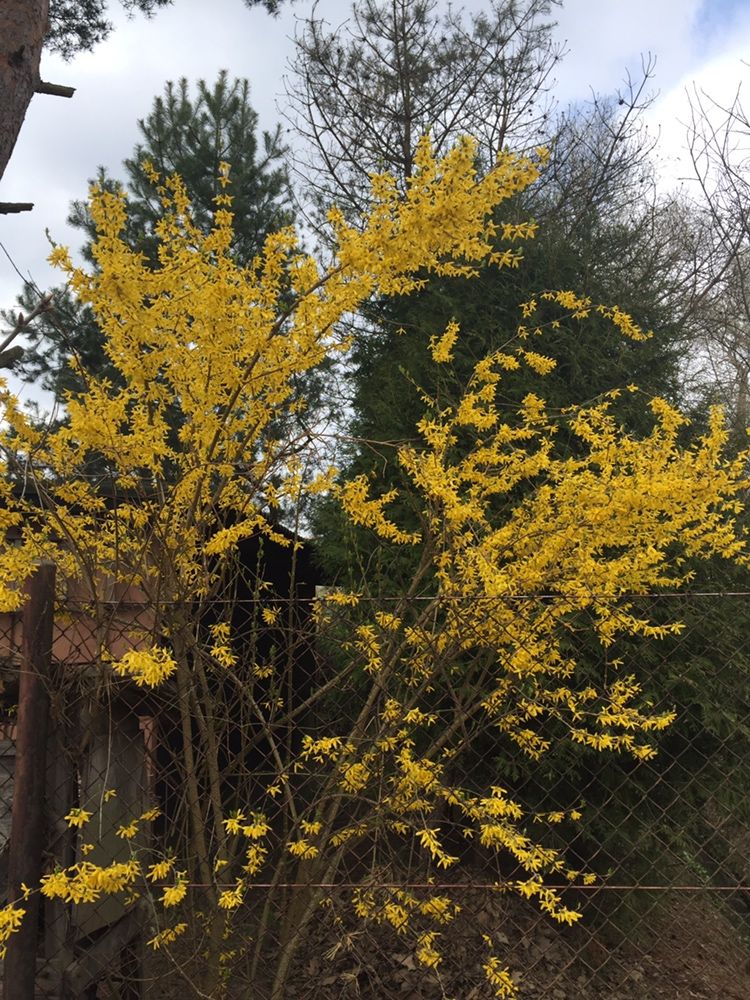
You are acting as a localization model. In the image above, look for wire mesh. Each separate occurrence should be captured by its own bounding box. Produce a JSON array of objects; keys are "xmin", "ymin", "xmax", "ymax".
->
[{"xmin": 1, "ymin": 587, "xmax": 749, "ymax": 999}]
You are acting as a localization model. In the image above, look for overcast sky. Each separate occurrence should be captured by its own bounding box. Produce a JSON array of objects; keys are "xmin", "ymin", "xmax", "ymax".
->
[{"xmin": 1, "ymin": 0, "xmax": 750, "ymax": 336}]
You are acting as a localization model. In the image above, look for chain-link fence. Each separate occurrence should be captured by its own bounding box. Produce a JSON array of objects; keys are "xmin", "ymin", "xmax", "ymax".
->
[{"xmin": 1, "ymin": 574, "xmax": 749, "ymax": 999}]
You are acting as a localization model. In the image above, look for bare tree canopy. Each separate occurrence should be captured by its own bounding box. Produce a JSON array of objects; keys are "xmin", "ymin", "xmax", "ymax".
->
[
  {"xmin": 681, "ymin": 80, "xmax": 750, "ymax": 434},
  {"xmin": 287, "ymin": 0, "xmax": 562, "ymax": 222}
]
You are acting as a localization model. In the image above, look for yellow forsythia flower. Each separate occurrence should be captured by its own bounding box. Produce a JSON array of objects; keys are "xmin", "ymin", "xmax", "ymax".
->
[
  {"xmin": 112, "ymin": 647, "xmax": 177, "ymax": 687},
  {"xmin": 160, "ymin": 875, "xmax": 188, "ymax": 908},
  {"xmin": 64, "ymin": 808, "xmax": 92, "ymax": 828}
]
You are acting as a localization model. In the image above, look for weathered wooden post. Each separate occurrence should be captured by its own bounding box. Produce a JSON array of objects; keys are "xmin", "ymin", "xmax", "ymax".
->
[{"xmin": 3, "ymin": 561, "xmax": 56, "ymax": 999}]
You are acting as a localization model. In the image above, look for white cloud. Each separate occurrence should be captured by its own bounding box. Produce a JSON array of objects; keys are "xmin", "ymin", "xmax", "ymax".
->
[
  {"xmin": 645, "ymin": 25, "xmax": 750, "ymax": 193},
  {"xmin": 552, "ymin": 0, "xmax": 703, "ymax": 103}
]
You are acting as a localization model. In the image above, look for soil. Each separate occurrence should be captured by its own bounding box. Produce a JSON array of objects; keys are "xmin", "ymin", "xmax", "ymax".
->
[{"xmin": 282, "ymin": 886, "xmax": 750, "ymax": 1000}]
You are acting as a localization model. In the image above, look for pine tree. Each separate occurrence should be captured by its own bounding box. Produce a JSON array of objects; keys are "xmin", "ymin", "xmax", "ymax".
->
[
  {"xmin": 0, "ymin": 1, "xmax": 285, "ymax": 185},
  {"xmin": 12, "ymin": 73, "xmax": 293, "ymax": 404}
]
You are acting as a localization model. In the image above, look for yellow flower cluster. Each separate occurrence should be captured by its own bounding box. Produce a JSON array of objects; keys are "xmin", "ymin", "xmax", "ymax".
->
[
  {"xmin": 160, "ymin": 874, "xmax": 188, "ymax": 908},
  {"xmin": 216, "ymin": 811, "xmax": 273, "ymax": 909},
  {"xmin": 353, "ymin": 885, "xmax": 460, "ymax": 969},
  {"xmin": 111, "ymin": 647, "xmax": 177, "ymax": 687},
  {"xmin": 147, "ymin": 922, "xmax": 187, "ymax": 950},
  {"xmin": 64, "ymin": 807, "xmax": 92, "ymax": 828},
  {"xmin": 484, "ymin": 954, "xmax": 518, "ymax": 998},
  {"xmin": 339, "ymin": 477, "xmax": 421, "ymax": 545},
  {"xmin": 41, "ymin": 860, "xmax": 140, "ymax": 904},
  {"xmin": 0, "ymin": 903, "xmax": 25, "ymax": 960},
  {"xmin": 430, "ymin": 319, "xmax": 460, "ymax": 363}
]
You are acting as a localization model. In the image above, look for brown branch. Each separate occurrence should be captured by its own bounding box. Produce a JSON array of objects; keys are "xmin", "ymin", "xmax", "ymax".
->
[
  {"xmin": 0, "ymin": 202, "xmax": 33, "ymax": 214},
  {"xmin": 0, "ymin": 290, "xmax": 53, "ymax": 369},
  {"xmin": 0, "ymin": 290, "xmax": 52, "ymax": 350},
  {"xmin": 35, "ymin": 80, "xmax": 75, "ymax": 98}
]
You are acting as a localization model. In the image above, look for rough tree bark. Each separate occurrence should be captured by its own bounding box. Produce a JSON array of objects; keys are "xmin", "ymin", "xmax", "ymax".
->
[{"xmin": 0, "ymin": 0, "xmax": 49, "ymax": 185}]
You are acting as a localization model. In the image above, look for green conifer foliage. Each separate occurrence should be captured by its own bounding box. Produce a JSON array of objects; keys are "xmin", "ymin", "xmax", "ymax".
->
[{"xmin": 12, "ymin": 73, "xmax": 293, "ymax": 404}]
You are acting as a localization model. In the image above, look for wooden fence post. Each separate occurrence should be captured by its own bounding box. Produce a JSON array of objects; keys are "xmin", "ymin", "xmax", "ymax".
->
[{"xmin": 3, "ymin": 561, "xmax": 56, "ymax": 999}]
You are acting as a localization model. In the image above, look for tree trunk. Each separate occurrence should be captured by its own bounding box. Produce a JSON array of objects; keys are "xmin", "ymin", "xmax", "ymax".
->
[{"xmin": 0, "ymin": 0, "xmax": 49, "ymax": 183}]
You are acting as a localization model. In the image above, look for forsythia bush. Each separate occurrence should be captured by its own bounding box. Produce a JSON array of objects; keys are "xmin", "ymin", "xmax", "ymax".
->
[{"xmin": 0, "ymin": 138, "xmax": 747, "ymax": 997}]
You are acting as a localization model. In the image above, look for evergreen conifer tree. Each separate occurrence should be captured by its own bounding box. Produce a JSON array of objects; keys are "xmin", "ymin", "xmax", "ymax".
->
[
  {"xmin": 290, "ymin": 1, "xmax": 685, "ymax": 585},
  {"xmin": 10, "ymin": 73, "xmax": 293, "ymax": 404}
]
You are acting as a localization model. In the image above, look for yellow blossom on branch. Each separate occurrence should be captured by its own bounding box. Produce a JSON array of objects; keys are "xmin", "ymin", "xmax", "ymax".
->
[
  {"xmin": 0, "ymin": 904, "xmax": 26, "ymax": 960},
  {"xmin": 147, "ymin": 922, "xmax": 187, "ymax": 950},
  {"xmin": 111, "ymin": 648, "xmax": 177, "ymax": 688},
  {"xmin": 160, "ymin": 874, "xmax": 188, "ymax": 908},
  {"xmin": 64, "ymin": 808, "xmax": 92, "ymax": 829}
]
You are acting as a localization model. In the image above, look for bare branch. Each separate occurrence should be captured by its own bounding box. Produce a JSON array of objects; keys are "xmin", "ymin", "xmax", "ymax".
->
[
  {"xmin": 0, "ymin": 202, "xmax": 34, "ymax": 214},
  {"xmin": 0, "ymin": 290, "xmax": 54, "ymax": 368},
  {"xmin": 35, "ymin": 79, "xmax": 75, "ymax": 98}
]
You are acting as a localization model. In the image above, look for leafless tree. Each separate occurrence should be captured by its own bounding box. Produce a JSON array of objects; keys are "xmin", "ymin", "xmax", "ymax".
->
[
  {"xmin": 679, "ymin": 77, "xmax": 750, "ymax": 432},
  {"xmin": 288, "ymin": 6, "xmax": 685, "ymax": 302},
  {"xmin": 287, "ymin": 0, "xmax": 563, "ymax": 224}
]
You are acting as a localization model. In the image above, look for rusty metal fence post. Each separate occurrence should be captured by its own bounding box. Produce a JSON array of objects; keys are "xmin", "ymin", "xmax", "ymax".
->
[{"xmin": 3, "ymin": 561, "xmax": 56, "ymax": 999}]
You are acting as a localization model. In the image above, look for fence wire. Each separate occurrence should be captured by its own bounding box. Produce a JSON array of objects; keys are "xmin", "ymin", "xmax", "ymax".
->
[{"xmin": 1, "ymin": 588, "xmax": 749, "ymax": 999}]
